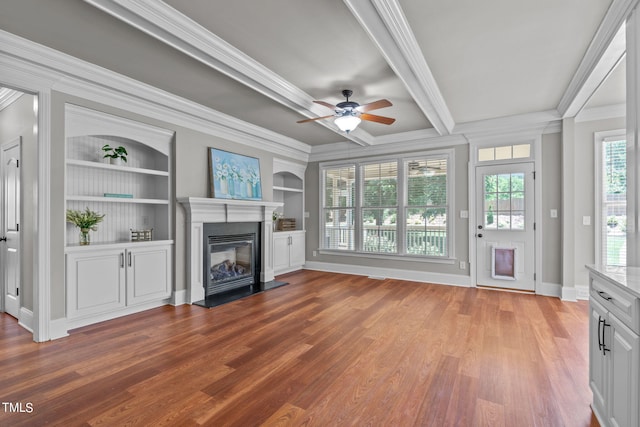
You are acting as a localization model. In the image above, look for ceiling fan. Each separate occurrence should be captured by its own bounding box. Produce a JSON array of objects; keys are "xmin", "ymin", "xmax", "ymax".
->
[
  {"xmin": 297, "ymin": 90, "xmax": 395, "ymax": 133},
  {"xmin": 408, "ymin": 161, "xmax": 443, "ymax": 175}
]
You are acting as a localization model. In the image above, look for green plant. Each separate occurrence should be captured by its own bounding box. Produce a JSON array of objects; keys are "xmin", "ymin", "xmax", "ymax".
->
[
  {"xmin": 66, "ymin": 207, "xmax": 105, "ymax": 230},
  {"xmin": 102, "ymin": 144, "xmax": 128, "ymax": 163}
]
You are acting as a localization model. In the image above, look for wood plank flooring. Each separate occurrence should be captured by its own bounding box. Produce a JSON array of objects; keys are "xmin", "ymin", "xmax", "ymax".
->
[{"xmin": 0, "ymin": 270, "xmax": 598, "ymax": 426}]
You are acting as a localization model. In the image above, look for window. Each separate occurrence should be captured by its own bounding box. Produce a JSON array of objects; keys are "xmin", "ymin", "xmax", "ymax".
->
[
  {"xmin": 406, "ymin": 158, "xmax": 448, "ymax": 256},
  {"xmin": 320, "ymin": 151, "xmax": 452, "ymax": 259},
  {"xmin": 478, "ymin": 143, "xmax": 531, "ymax": 162},
  {"xmin": 597, "ymin": 135, "xmax": 626, "ymax": 266},
  {"xmin": 362, "ymin": 162, "xmax": 398, "ymax": 253},
  {"xmin": 482, "ymin": 173, "xmax": 525, "ymax": 230},
  {"xmin": 323, "ymin": 165, "xmax": 355, "ymax": 250}
]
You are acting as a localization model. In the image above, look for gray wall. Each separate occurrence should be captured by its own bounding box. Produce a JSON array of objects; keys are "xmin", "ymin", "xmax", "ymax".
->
[
  {"xmin": 305, "ymin": 143, "xmax": 470, "ymax": 278},
  {"xmin": 0, "ymin": 93, "xmax": 37, "ymax": 312},
  {"xmin": 541, "ymin": 132, "xmax": 562, "ymax": 285}
]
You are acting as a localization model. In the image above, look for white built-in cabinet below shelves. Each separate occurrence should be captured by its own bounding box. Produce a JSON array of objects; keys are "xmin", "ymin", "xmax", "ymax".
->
[
  {"xmin": 273, "ymin": 158, "xmax": 306, "ymax": 274},
  {"xmin": 64, "ymin": 104, "xmax": 175, "ymax": 329}
]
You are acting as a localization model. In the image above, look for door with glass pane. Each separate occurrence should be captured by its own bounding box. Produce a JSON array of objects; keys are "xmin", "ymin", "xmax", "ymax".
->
[{"xmin": 475, "ymin": 163, "xmax": 535, "ymax": 291}]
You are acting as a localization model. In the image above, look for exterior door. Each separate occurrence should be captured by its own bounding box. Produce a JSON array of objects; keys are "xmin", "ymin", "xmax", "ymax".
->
[
  {"xmin": 475, "ymin": 162, "xmax": 535, "ymax": 291},
  {"xmin": 1, "ymin": 137, "xmax": 20, "ymax": 318}
]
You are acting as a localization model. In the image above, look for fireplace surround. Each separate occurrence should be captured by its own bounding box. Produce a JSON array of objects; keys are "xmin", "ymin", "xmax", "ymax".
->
[{"xmin": 179, "ymin": 197, "xmax": 282, "ymax": 304}]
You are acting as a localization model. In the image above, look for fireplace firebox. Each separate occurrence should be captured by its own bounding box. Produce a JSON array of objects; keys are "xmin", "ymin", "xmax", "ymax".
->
[{"xmin": 203, "ymin": 222, "xmax": 261, "ymax": 300}]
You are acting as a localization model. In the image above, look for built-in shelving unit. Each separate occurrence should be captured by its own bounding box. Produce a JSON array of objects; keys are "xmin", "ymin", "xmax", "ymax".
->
[
  {"xmin": 65, "ymin": 104, "xmax": 174, "ymax": 244},
  {"xmin": 272, "ymin": 158, "xmax": 306, "ymax": 231},
  {"xmin": 63, "ymin": 104, "xmax": 175, "ymax": 330},
  {"xmin": 273, "ymin": 158, "xmax": 306, "ymax": 275}
]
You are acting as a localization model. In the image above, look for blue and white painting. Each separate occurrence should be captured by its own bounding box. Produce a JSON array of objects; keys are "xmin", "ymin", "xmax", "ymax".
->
[{"xmin": 209, "ymin": 148, "xmax": 262, "ymax": 200}]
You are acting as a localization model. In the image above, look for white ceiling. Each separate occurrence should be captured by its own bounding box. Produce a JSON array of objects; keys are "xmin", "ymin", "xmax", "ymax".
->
[{"xmin": 0, "ymin": 0, "xmax": 627, "ymax": 149}]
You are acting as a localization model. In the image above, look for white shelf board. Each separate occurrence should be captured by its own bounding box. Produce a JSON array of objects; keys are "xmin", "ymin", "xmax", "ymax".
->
[
  {"xmin": 66, "ymin": 195, "xmax": 169, "ymax": 205},
  {"xmin": 273, "ymin": 185, "xmax": 303, "ymax": 193},
  {"xmin": 66, "ymin": 159, "xmax": 169, "ymax": 176}
]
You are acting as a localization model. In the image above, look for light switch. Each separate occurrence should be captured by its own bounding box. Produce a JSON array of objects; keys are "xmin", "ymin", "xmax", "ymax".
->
[
  {"xmin": 583, "ymin": 216, "xmax": 591, "ymax": 226},
  {"xmin": 460, "ymin": 210, "xmax": 468, "ymax": 219},
  {"xmin": 550, "ymin": 209, "xmax": 557, "ymax": 218}
]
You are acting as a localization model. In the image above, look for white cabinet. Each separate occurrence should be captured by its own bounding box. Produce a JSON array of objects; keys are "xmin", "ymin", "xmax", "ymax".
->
[
  {"xmin": 127, "ymin": 245, "xmax": 172, "ymax": 305},
  {"xmin": 66, "ymin": 248, "xmax": 126, "ymax": 319},
  {"xmin": 273, "ymin": 231, "xmax": 305, "ymax": 274},
  {"xmin": 66, "ymin": 243, "xmax": 172, "ymax": 323},
  {"xmin": 588, "ymin": 270, "xmax": 640, "ymax": 427}
]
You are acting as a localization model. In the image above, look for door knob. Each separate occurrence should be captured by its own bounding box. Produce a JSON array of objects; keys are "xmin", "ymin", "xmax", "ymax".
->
[
  {"xmin": 477, "ymin": 234, "xmax": 483, "ymax": 238},
  {"xmin": 0, "ymin": 237, "xmax": 6, "ymax": 242}
]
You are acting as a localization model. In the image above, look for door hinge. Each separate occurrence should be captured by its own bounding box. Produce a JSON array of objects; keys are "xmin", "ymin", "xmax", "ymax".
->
[
  {"xmin": 16, "ymin": 287, "xmax": 19, "ymax": 296},
  {"xmin": 533, "ymin": 222, "xmax": 536, "ymax": 230},
  {"xmin": 16, "ymin": 159, "xmax": 19, "ymax": 167},
  {"xmin": 533, "ymin": 171, "xmax": 536, "ymax": 179},
  {"xmin": 534, "ymin": 273, "xmax": 536, "ymax": 281},
  {"xmin": 16, "ymin": 223, "xmax": 19, "ymax": 232}
]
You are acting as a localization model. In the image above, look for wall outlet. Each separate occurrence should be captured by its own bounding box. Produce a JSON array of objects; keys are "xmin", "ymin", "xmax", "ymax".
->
[
  {"xmin": 583, "ymin": 216, "xmax": 591, "ymax": 226},
  {"xmin": 550, "ymin": 209, "xmax": 558, "ymax": 218},
  {"xmin": 459, "ymin": 261, "xmax": 466, "ymax": 270},
  {"xmin": 313, "ymin": 250, "xmax": 317, "ymax": 257}
]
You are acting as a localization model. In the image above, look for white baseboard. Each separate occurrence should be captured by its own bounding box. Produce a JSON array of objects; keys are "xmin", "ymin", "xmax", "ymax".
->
[
  {"xmin": 303, "ymin": 261, "xmax": 472, "ymax": 287},
  {"xmin": 49, "ymin": 318, "xmax": 70, "ymax": 340},
  {"xmin": 171, "ymin": 289, "xmax": 188, "ymax": 306},
  {"xmin": 575, "ymin": 285, "xmax": 590, "ymax": 300},
  {"xmin": 18, "ymin": 307, "xmax": 34, "ymax": 333},
  {"xmin": 538, "ymin": 282, "xmax": 562, "ymax": 298},
  {"xmin": 561, "ymin": 286, "xmax": 578, "ymax": 302}
]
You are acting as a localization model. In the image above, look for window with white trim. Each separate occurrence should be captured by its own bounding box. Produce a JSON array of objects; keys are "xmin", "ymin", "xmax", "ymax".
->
[
  {"xmin": 596, "ymin": 134, "xmax": 626, "ymax": 266},
  {"xmin": 320, "ymin": 151, "xmax": 452, "ymax": 258}
]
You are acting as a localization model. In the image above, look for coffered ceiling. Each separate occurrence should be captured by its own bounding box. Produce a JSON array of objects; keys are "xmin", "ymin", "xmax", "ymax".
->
[{"xmin": 0, "ymin": 0, "xmax": 629, "ymax": 151}]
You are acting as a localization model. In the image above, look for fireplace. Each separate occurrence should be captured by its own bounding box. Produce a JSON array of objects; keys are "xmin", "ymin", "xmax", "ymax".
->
[
  {"xmin": 203, "ymin": 222, "xmax": 261, "ymax": 299},
  {"xmin": 178, "ymin": 197, "xmax": 283, "ymax": 305}
]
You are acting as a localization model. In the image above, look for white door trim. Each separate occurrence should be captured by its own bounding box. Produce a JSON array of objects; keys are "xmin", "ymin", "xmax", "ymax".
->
[
  {"xmin": 468, "ymin": 135, "xmax": 544, "ymax": 295},
  {"xmin": 0, "ymin": 54, "xmax": 53, "ymax": 342}
]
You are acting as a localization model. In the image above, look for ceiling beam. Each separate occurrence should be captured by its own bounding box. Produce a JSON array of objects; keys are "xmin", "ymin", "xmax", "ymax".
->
[
  {"xmin": 558, "ymin": 0, "xmax": 638, "ymax": 117},
  {"xmin": 344, "ymin": 0, "xmax": 455, "ymax": 135},
  {"xmin": 83, "ymin": 0, "xmax": 375, "ymax": 146}
]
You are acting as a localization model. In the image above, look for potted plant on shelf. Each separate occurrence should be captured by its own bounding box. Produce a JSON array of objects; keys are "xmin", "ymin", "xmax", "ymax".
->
[
  {"xmin": 102, "ymin": 144, "xmax": 128, "ymax": 165},
  {"xmin": 66, "ymin": 207, "xmax": 105, "ymax": 245}
]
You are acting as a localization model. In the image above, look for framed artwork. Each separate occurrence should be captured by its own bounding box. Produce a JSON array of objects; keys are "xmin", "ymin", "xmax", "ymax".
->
[{"xmin": 209, "ymin": 148, "xmax": 263, "ymax": 200}]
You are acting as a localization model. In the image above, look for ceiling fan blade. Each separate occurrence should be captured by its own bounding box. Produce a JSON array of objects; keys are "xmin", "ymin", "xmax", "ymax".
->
[
  {"xmin": 313, "ymin": 100, "xmax": 341, "ymax": 111},
  {"xmin": 360, "ymin": 113, "xmax": 396, "ymax": 125},
  {"xmin": 297, "ymin": 115, "xmax": 335, "ymax": 124},
  {"xmin": 356, "ymin": 99, "xmax": 392, "ymax": 113}
]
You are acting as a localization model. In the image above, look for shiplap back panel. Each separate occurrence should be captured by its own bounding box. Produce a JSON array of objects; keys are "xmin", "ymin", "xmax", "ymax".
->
[{"xmin": 65, "ymin": 117, "xmax": 172, "ymax": 246}]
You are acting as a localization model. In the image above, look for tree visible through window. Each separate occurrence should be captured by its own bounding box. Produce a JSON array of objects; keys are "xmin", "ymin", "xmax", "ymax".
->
[{"xmin": 601, "ymin": 139, "xmax": 626, "ymax": 266}]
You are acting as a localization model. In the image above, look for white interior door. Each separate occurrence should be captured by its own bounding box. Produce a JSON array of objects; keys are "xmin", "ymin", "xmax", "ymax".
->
[
  {"xmin": 2, "ymin": 137, "xmax": 20, "ymax": 318},
  {"xmin": 475, "ymin": 162, "xmax": 535, "ymax": 291}
]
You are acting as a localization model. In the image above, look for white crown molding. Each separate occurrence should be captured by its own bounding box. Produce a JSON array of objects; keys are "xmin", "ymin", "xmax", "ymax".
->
[
  {"xmin": 455, "ymin": 109, "xmax": 562, "ymax": 142},
  {"xmin": 309, "ymin": 132, "xmax": 466, "ymax": 162},
  {"xmin": 0, "ymin": 88, "xmax": 24, "ymax": 111},
  {"xmin": 83, "ymin": 0, "xmax": 375, "ymax": 147},
  {"xmin": 558, "ymin": 0, "xmax": 637, "ymax": 117},
  {"xmin": 0, "ymin": 29, "xmax": 311, "ymax": 162},
  {"xmin": 575, "ymin": 102, "xmax": 626, "ymax": 122},
  {"xmin": 344, "ymin": 0, "xmax": 455, "ymax": 135}
]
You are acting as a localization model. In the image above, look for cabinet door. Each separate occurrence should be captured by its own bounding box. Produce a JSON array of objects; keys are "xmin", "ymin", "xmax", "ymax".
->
[
  {"xmin": 273, "ymin": 233, "xmax": 291, "ymax": 272},
  {"xmin": 126, "ymin": 245, "xmax": 171, "ymax": 305},
  {"xmin": 608, "ymin": 314, "xmax": 640, "ymax": 427},
  {"xmin": 66, "ymin": 249, "xmax": 126, "ymax": 319},
  {"xmin": 590, "ymin": 299, "xmax": 609, "ymax": 419},
  {"xmin": 289, "ymin": 231, "xmax": 306, "ymax": 268}
]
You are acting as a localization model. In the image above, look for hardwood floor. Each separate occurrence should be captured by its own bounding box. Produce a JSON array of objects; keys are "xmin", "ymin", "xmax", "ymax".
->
[{"xmin": 0, "ymin": 270, "xmax": 597, "ymax": 426}]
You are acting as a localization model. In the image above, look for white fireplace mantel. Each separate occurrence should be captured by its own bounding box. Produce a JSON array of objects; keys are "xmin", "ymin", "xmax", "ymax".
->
[{"xmin": 178, "ymin": 197, "xmax": 283, "ymax": 303}]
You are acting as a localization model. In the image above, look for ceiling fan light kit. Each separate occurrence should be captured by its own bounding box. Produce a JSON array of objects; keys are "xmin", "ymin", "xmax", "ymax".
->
[
  {"xmin": 334, "ymin": 114, "xmax": 361, "ymax": 133},
  {"xmin": 298, "ymin": 89, "xmax": 395, "ymax": 133}
]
